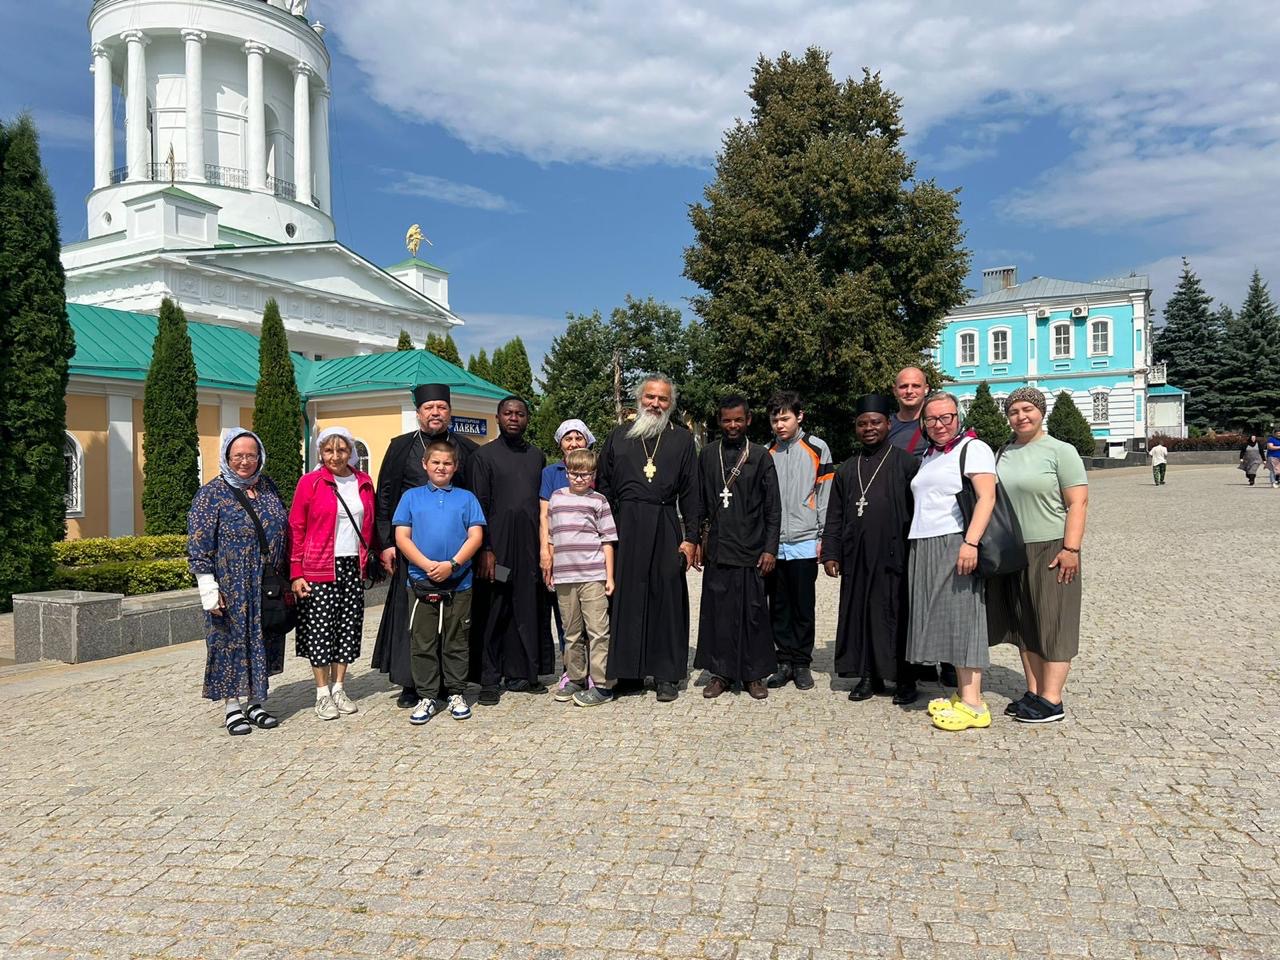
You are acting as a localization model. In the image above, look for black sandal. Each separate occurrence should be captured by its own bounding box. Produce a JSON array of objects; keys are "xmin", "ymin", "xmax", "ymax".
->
[
  {"xmin": 246, "ymin": 705, "xmax": 279, "ymax": 729},
  {"xmin": 225, "ymin": 708, "xmax": 252, "ymax": 736}
]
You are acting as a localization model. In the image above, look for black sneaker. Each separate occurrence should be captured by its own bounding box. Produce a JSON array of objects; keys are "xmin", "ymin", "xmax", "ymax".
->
[
  {"xmin": 1004, "ymin": 691, "xmax": 1032, "ymax": 716},
  {"xmin": 655, "ymin": 681, "xmax": 679, "ymax": 702},
  {"xmin": 793, "ymin": 666, "xmax": 815, "ymax": 690},
  {"xmin": 395, "ymin": 686, "xmax": 419, "ymax": 709},
  {"xmin": 1013, "ymin": 693, "xmax": 1065, "ymax": 724},
  {"xmin": 478, "ymin": 686, "xmax": 501, "ymax": 706}
]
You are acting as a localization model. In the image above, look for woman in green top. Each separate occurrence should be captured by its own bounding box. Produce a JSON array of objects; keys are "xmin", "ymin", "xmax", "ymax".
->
[{"xmin": 986, "ymin": 386, "xmax": 1089, "ymax": 724}]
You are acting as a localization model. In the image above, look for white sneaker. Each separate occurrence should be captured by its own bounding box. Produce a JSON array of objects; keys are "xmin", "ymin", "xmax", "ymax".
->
[
  {"xmin": 331, "ymin": 688, "xmax": 358, "ymax": 715},
  {"xmin": 448, "ymin": 694, "xmax": 471, "ymax": 720},
  {"xmin": 314, "ymin": 695, "xmax": 339, "ymax": 721},
  {"xmin": 409, "ymin": 699, "xmax": 438, "ymax": 725}
]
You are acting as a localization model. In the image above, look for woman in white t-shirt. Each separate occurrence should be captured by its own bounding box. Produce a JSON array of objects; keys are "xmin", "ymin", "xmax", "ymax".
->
[{"xmin": 907, "ymin": 392, "xmax": 998, "ymax": 731}]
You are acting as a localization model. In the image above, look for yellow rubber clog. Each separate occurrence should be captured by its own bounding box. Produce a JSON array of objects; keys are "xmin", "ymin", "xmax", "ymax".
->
[
  {"xmin": 931, "ymin": 701, "xmax": 992, "ymax": 731},
  {"xmin": 927, "ymin": 693, "xmax": 960, "ymax": 717}
]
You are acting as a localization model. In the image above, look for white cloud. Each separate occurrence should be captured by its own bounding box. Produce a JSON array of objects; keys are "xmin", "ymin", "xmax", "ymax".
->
[
  {"xmin": 452, "ymin": 311, "xmax": 569, "ymax": 377},
  {"xmin": 379, "ymin": 170, "xmax": 521, "ymax": 213}
]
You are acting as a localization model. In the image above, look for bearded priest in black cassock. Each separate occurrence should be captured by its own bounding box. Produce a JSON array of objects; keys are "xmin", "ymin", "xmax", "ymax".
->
[
  {"xmin": 694, "ymin": 396, "xmax": 781, "ymax": 700},
  {"xmin": 596, "ymin": 375, "xmax": 701, "ymax": 703},
  {"xmin": 371, "ymin": 383, "xmax": 479, "ymax": 707},
  {"xmin": 822, "ymin": 394, "xmax": 921, "ymax": 705},
  {"xmin": 471, "ymin": 396, "xmax": 552, "ymax": 705}
]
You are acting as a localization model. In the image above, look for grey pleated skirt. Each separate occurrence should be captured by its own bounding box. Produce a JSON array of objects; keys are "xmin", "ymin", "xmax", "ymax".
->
[
  {"xmin": 986, "ymin": 538, "xmax": 1081, "ymax": 661},
  {"xmin": 907, "ymin": 533, "xmax": 990, "ymax": 670}
]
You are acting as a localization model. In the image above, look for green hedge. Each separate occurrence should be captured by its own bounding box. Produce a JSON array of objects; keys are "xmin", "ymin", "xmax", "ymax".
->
[
  {"xmin": 54, "ymin": 535, "xmax": 187, "ymax": 567},
  {"xmin": 52, "ymin": 558, "xmax": 194, "ymax": 596}
]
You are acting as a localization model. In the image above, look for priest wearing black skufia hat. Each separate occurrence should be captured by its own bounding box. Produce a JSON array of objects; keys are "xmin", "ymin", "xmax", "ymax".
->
[
  {"xmin": 370, "ymin": 382, "xmax": 479, "ymax": 706},
  {"xmin": 821, "ymin": 393, "xmax": 921, "ymax": 705}
]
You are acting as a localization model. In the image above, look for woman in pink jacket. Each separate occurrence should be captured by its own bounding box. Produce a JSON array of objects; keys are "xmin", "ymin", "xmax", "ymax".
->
[{"xmin": 289, "ymin": 426, "xmax": 378, "ymax": 720}]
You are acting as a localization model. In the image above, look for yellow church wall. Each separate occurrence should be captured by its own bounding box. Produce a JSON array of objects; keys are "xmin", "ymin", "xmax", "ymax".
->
[
  {"xmin": 133, "ymin": 399, "xmax": 146, "ymax": 534},
  {"xmin": 312, "ymin": 404, "xmax": 403, "ymax": 481},
  {"xmin": 197, "ymin": 404, "xmax": 222, "ymax": 482},
  {"xmin": 65, "ymin": 394, "xmax": 109, "ymax": 540}
]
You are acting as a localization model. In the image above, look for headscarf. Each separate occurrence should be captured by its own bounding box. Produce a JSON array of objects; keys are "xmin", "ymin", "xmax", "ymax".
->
[
  {"xmin": 316, "ymin": 426, "xmax": 359, "ymax": 470},
  {"xmin": 219, "ymin": 428, "xmax": 265, "ymax": 490},
  {"xmin": 413, "ymin": 383, "xmax": 451, "ymax": 407},
  {"xmin": 854, "ymin": 394, "xmax": 895, "ymax": 417},
  {"xmin": 554, "ymin": 418, "xmax": 596, "ymax": 448},
  {"xmin": 1004, "ymin": 386, "xmax": 1047, "ymax": 416}
]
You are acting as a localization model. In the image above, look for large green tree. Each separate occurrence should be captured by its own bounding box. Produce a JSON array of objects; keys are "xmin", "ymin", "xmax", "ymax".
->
[
  {"xmin": 1217, "ymin": 270, "xmax": 1280, "ymax": 431},
  {"xmin": 426, "ymin": 331, "xmax": 463, "ymax": 367},
  {"xmin": 467, "ymin": 349, "xmax": 493, "ymax": 384},
  {"xmin": 1152, "ymin": 259, "xmax": 1225, "ymax": 428},
  {"xmin": 252, "ymin": 298, "xmax": 303, "ymax": 505},
  {"xmin": 1047, "ymin": 391, "xmax": 1097, "ymax": 458},
  {"xmin": 965, "ymin": 381, "xmax": 1011, "ymax": 449},
  {"xmin": 140, "ymin": 298, "xmax": 200, "ymax": 534},
  {"xmin": 0, "ymin": 115, "xmax": 74, "ymax": 609},
  {"xmin": 684, "ymin": 49, "xmax": 969, "ymax": 459},
  {"xmin": 491, "ymin": 337, "xmax": 536, "ymax": 401},
  {"xmin": 534, "ymin": 310, "xmax": 616, "ymax": 453}
]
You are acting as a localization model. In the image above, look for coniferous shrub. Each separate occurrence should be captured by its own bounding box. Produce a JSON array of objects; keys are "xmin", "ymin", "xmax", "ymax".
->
[
  {"xmin": 0, "ymin": 115, "xmax": 75, "ymax": 609},
  {"xmin": 965, "ymin": 382, "xmax": 1012, "ymax": 449},
  {"xmin": 54, "ymin": 535, "xmax": 188, "ymax": 566},
  {"xmin": 141, "ymin": 297, "xmax": 200, "ymax": 534},
  {"xmin": 1047, "ymin": 391, "xmax": 1098, "ymax": 458},
  {"xmin": 396, "ymin": 329, "xmax": 414, "ymax": 350},
  {"xmin": 252, "ymin": 298, "xmax": 303, "ymax": 506}
]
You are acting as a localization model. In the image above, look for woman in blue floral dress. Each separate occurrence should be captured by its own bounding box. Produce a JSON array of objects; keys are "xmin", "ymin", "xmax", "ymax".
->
[{"xmin": 188, "ymin": 429, "xmax": 291, "ymax": 735}]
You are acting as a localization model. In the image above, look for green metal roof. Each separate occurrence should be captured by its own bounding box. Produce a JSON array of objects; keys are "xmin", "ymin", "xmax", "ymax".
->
[
  {"xmin": 1147, "ymin": 384, "xmax": 1187, "ymax": 396},
  {"xmin": 384, "ymin": 256, "xmax": 450, "ymax": 275},
  {"xmin": 66, "ymin": 303, "xmax": 503, "ymax": 401}
]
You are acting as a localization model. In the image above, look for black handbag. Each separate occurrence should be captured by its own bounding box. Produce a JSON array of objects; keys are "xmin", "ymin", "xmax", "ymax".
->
[
  {"xmin": 334, "ymin": 482, "xmax": 385, "ymax": 590},
  {"xmin": 225, "ymin": 481, "xmax": 297, "ymax": 634},
  {"xmin": 955, "ymin": 440, "xmax": 1027, "ymax": 578}
]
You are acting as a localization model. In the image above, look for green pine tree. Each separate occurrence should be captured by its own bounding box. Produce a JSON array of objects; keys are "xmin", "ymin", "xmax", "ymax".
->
[
  {"xmin": 491, "ymin": 337, "xmax": 535, "ymax": 400},
  {"xmin": 140, "ymin": 298, "xmax": 200, "ymax": 534},
  {"xmin": 683, "ymin": 50, "xmax": 969, "ymax": 460},
  {"xmin": 1047, "ymin": 391, "xmax": 1097, "ymax": 458},
  {"xmin": 536, "ymin": 310, "xmax": 616, "ymax": 452},
  {"xmin": 1218, "ymin": 270, "xmax": 1280, "ymax": 431},
  {"xmin": 252, "ymin": 298, "xmax": 303, "ymax": 505},
  {"xmin": 1152, "ymin": 259, "xmax": 1224, "ymax": 428},
  {"xmin": 426, "ymin": 331, "xmax": 463, "ymax": 366},
  {"xmin": 965, "ymin": 382, "xmax": 1011, "ymax": 449},
  {"xmin": 396, "ymin": 329, "xmax": 414, "ymax": 351},
  {"xmin": 0, "ymin": 115, "xmax": 74, "ymax": 608},
  {"xmin": 467, "ymin": 349, "xmax": 493, "ymax": 383}
]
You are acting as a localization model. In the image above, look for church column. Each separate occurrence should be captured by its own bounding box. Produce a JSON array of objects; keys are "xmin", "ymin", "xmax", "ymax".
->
[
  {"xmin": 182, "ymin": 30, "xmax": 206, "ymax": 182},
  {"xmin": 107, "ymin": 394, "xmax": 135, "ymax": 537},
  {"xmin": 91, "ymin": 43, "xmax": 112, "ymax": 189},
  {"xmin": 292, "ymin": 62, "xmax": 312, "ymax": 205},
  {"xmin": 312, "ymin": 84, "xmax": 331, "ymax": 212},
  {"xmin": 243, "ymin": 41, "xmax": 270, "ymax": 191},
  {"xmin": 121, "ymin": 30, "xmax": 149, "ymax": 182}
]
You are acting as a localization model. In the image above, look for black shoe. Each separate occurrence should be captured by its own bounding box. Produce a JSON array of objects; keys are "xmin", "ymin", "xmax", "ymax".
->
[
  {"xmin": 1005, "ymin": 691, "xmax": 1032, "ymax": 716},
  {"xmin": 1013, "ymin": 693, "xmax": 1066, "ymax": 724},
  {"xmin": 504, "ymin": 678, "xmax": 531, "ymax": 692},
  {"xmin": 655, "ymin": 681, "xmax": 679, "ymax": 702},
  {"xmin": 765, "ymin": 664, "xmax": 793, "ymax": 689},
  {"xmin": 793, "ymin": 666, "xmax": 815, "ymax": 690},
  {"xmin": 478, "ymin": 686, "xmax": 501, "ymax": 706},
  {"xmin": 938, "ymin": 663, "xmax": 958, "ymax": 688},
  {"xmin": 914, "ymin": 663, "xmax": 939, "ymax": 684},
  {"xmin": 396, "ymin": 687, "xmax": 418, "ymax": 708},
  {"xmin": 848, "ymin": 678, "xmax": 875, "ymax": 701},
  {"xmin": 611, "ymin": 678, "xmax": 644, "ymax": 697},
  {"xmin": 891, "ymin": 681, "xmax": 918, "ymax": 705}
]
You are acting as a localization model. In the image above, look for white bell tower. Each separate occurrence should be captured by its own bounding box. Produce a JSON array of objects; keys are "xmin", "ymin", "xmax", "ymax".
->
[{"xmin": 86, "ymin": 0, "xmax": 334, "ymax": 244}]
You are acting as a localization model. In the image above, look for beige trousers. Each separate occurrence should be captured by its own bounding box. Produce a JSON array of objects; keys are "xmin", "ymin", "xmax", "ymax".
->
[{"xmin": 555, "ymin": 580, "xmax": 611, "ymax": 688}]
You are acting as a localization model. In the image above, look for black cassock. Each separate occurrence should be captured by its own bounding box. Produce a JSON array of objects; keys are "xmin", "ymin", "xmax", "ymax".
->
[
  {"xmin": 694, "ymin": 439, "xmax": 781, "ymax": 683},
  {"xmin": 821, "ymin": 442, "xmax": 918, "ymax": 684},
  {"xmin": 596, "ymin": 421, "xmax": 701, "ymax": 683},
  {"xmin": 470, "ymin": 435, "xmax": 552, "ymax": 686},
  {"xmin": 370, "ymin": 428, "xmax": 477, "ymax": 689}
]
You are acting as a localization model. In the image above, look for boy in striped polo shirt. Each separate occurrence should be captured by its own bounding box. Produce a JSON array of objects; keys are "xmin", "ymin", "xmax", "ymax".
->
[{"xmin": 545, "ymin": 448, "xmax": 618, "ymax": 706}]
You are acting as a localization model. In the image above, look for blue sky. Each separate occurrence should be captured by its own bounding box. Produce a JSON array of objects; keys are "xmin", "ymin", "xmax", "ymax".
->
[{"xmin": 5, "ymin": 0, "xmax": 1279, "ymax": 372}]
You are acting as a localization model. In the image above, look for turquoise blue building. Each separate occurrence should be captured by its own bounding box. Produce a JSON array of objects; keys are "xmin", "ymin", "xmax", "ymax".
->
[{"xmin": 936, "ymin": 267, "xmax": 1186, "ymax": 454}]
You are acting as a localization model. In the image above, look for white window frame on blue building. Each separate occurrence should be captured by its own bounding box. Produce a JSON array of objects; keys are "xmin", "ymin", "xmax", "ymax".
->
[
  {"xmin": 957, "ymin": 328, "xmax": 979, "ymax": 366},
  {"xmin": 1051, "ymin": 321, "xmax": 1073, "ymax": 359},
  {"xmin": 1088, "ymin": 317, "xmax": 1112, "ymax": 357},
  {"xmin": 988, "ymin": 326, "xmax": 1012, "ymax": 364}
]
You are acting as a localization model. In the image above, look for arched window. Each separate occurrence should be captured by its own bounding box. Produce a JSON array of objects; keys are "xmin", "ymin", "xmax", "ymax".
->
[
  {"xmin": 64, "ymin": 433, "xmax": 84, "ymax": 517},
  {"xmin": 353, "ymin": 438, "xmax": 371, "ymax": 473},
  {"xmin": 958, "ymin": 397, "xmax": 974, "ymax": 419},
  {"xmin": 989, "ymin": 327, "xmax": 1011, "ymax": 364},
  {"xmin": 1051, "ymin": 321, "xmax": 1073, "ymax": 359},
  {"xmin": 1091, "ymin": 391, "xmax": 1110, "ymax": 423},
  {"xmin": 958, "ymin": 329, "xmax": 978, "ymax": 366},
  {"xmin": 1088, "ymin": 318, "xmax": 1112, "ymax": 356}
]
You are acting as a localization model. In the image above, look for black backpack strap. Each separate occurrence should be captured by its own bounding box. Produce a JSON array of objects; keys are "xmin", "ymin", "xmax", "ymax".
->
[
  {"xmin": 334, "ymin": 484, "xmax": 372, "ymax": 554},
  {"xmin": 224, "ymin": 479, "xmax": 272, "ymax": 560}
]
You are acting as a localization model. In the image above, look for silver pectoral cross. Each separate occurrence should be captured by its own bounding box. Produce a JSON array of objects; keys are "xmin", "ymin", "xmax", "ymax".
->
[
  {"xmin": 855, "ymin": 496, "xmax": 868, "ymax": 517},
  {"xmin": 719, "ymin": 486, "xmax": 733, "ymax": 509}
]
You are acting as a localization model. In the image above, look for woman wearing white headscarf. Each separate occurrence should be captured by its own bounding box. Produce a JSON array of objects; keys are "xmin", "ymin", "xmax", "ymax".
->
[
  {"xmin": 288, "ymin": 427, "xmax": 378, "ymax": 720},
  {"xmin": 187, "ymin": 429, "xmax": 290, "ymax": 736}
]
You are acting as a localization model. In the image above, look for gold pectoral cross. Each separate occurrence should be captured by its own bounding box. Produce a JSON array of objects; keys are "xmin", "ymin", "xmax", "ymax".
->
[{"xmin": 643, "ymin": 458, "xmax": 657, "ymax": 482}]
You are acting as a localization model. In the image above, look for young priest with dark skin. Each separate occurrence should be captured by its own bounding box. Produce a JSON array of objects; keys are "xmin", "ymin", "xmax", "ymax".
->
[{"xmin": 823, "ymin": 395, "xmax": 921, "ymax": 705}]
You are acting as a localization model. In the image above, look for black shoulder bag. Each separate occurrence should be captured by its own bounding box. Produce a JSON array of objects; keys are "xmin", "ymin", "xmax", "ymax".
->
[
  {"xmin": 225, "ymin": 481, "xmax": 297, "ymax": 634},
  {"xmin": 334, "ymin": 484, "xmax": 385, "ymax": 590},
  {"xmin": 955, "ymin": 440, "xmax": 1027, "ymax": 578}
]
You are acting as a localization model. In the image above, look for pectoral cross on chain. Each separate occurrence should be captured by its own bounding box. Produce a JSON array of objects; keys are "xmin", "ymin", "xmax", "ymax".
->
[
  {"xmin": 855, "ymin": 495, "xmax": 868, "ymax": 517},
  {"xmin": 643, "ymin": 458, "xmax": 657, "ymax": 482},
  {"xmin": 719, "ymin": 486, "xmax": 733, "ymax": 509}
]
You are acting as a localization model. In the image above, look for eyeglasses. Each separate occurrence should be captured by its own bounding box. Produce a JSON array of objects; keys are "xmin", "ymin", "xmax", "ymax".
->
[
  {"xmin": 228, "ymin": 453, "xmax": 260, "ymax": 463},
  {"xmin": 922, "ymin": 413, "xmax": 958, "ymax": 427},
  {"xmin": 568, "ymin": 471, "xmax": 595, "ymax": 479}
]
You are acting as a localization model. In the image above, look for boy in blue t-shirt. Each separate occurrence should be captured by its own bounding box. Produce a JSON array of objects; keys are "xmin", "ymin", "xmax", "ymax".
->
[{"xmin": 392, "ymin": 441, "xmax": 485, "ymax": 725}]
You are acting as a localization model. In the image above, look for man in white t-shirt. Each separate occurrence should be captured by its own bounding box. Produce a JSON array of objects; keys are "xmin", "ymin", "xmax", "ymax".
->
[{"xmin": 1148, "ymin": 442, "xmax": 1168, "ymax": 486}]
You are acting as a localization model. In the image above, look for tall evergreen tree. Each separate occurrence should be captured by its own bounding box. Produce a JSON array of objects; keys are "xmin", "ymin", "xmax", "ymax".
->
[
  {"xmin": 491, "ymin": 337, "xmax": 535, "ymax": 401},
  {"xmin": 140, "ymin": 298, "xmax": 200, "ymax": 534},
  {"xmin": 1218, "ymin": 271, "xmax": 1280, "ymax": 431},
  {"xmin": 426, "ymin": 331, "xmax": 463, "ymax": 367},
  {"xmin": 1152, "ymin": 259, "xmax": 1224, "ymax": 428},
  {"xmin": 965, "ymin": 381, "xmax": 1011, "ymax": 449},
  {"xmin": 684, "ymin": 50, "xmax": 969, "ymax": 459},
  {"xmin": 536, "ymin": 310, "xmax": 616, "ymax": 452},
  {"xmin": 396, "ymin": 329, "xmax": 413, "ymax": 350},
  {"xmin": 252, "ymin": 298, "xmax": 303, "ymax": 505},
  {"xmin": 0, "ymin": 115, "xmax": 74, "ymax": 609},
  {"xmin": 1047, "ymin": 391, "xmax": 1097, "ymax": 458},
  {"xmin": 467, "ymin": 349, "xmax": 494, "ymax": 383}
]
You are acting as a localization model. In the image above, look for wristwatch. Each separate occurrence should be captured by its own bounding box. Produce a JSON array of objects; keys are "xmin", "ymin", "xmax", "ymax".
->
[{"xmin": 449, "ymin": 558, "xmax": 461, "ymax": 571}]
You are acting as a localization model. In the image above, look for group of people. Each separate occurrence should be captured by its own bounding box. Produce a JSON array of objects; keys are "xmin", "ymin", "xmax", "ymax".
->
[
  {"xmin": 1238, "ymin": 429, "xmax": 1280, "ymax": 487},
  {"xmin": 188, "ymin": 365, "xmax": 1090, "ymax": 736}
]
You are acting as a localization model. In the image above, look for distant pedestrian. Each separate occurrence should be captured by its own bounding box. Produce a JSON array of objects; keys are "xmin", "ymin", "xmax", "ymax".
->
[
  {"xmin": 1267, "ymin": 427, "xmax": 1280, "ymax": 488},
  {"xmin": 1238, "ymin": 435, "xmax": 1265, "ymax": 486},
  {"xmin": 1149, "ymin": 441, "xmax": 1168, "ymax": 486}
]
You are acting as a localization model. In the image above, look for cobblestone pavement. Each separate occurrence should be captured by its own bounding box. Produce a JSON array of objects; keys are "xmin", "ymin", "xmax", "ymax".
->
[{"xmin": 1, "ymin": 465, "xmax": 1276, "ymax": 960}]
